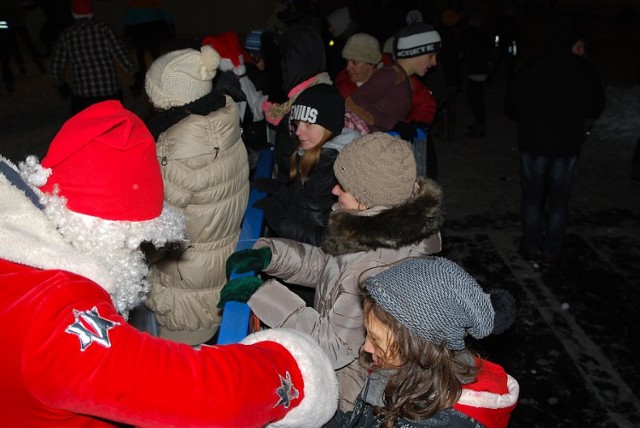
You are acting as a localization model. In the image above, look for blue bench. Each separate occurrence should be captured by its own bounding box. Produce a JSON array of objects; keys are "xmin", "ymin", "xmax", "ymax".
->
[{"xmin": 216, "ymin": 148, "xmax": 273, "ymax": 345}]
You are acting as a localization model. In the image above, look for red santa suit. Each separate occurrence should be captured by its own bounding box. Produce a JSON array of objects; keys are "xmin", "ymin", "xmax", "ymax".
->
[{"xmin": 0, "ymin": 100, "xmax": 338, "ymax": 427}]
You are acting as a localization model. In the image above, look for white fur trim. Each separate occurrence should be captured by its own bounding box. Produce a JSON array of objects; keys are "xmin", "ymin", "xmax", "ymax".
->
[
  {"xmin": 458, "ymin": 374, "xmax": 520, "ymax": 409},
  {"xmin": 218, "ymin": 58, "xmax": 234, "ymax": 72},
  {"xmin": 241, "ymin": 329, "xmax": 339, "ymax": 427},
  {"xmin": 0, "ymin": 159, "xmax": 113, "ymax": 290},
  {"xmin": 1, "ymin": 156, "xmax": 186, "ymax": 303},
  {"xmin": 396, "ymin": 32, "xmax": 441, "ymax": 51}
]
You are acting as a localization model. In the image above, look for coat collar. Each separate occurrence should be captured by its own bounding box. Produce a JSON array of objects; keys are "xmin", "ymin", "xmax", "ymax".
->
[{"xmin": 321, "ymin": 177, "xmax": 444, "ymax": 255}]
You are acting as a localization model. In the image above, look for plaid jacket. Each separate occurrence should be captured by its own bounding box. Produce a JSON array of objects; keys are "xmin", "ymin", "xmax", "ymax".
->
[{"xmin": 51, "ymin": 18, "xmax": 135, "ymax": 97}]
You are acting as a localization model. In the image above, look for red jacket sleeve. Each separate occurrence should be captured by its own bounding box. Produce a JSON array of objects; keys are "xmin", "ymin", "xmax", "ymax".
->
[
  {"xmin": 20, "ymin": 270, "xmax": 337, "ymax": 427},
  {"xmin": 405, "ymin": 76, "xmax": 436, "ymax": 124}
]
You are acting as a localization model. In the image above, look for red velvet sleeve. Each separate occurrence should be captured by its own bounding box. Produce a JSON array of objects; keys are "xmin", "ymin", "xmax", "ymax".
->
[{"xmin": 22, "ymin": 271, "xmax": 308, "ymax": 427}]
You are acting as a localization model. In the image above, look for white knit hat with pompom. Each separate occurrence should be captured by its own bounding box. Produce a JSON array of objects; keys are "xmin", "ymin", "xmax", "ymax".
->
[{"xmin": 145, "ymin": 45, "xmax": 220, "ymax": 109}]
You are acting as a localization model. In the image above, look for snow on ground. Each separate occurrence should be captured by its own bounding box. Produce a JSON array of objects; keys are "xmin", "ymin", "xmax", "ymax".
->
[{"xmin": 594, "ymin": 85, "xmax": 640, "ymax": 144}]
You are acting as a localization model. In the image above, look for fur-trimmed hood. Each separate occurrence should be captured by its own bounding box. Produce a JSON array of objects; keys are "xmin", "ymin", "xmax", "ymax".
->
[{"xmin": 321, "ymin": 177, "xmax": 444, "ymax": 256}]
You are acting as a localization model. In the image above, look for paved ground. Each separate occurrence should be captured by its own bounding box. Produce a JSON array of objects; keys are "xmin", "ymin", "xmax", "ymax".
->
[{"xmin": 1, "ymin": 10, "xmax": 640, "ymax": 427}]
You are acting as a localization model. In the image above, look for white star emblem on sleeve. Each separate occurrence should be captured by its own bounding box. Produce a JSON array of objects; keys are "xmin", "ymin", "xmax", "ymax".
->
[
  {"xmin": 274, "ymin": 371, "xmax": 299, "ymax": 409},
  {"xmin": 65, "ymin": 307, "xmax": 120, "ymax": 351}
]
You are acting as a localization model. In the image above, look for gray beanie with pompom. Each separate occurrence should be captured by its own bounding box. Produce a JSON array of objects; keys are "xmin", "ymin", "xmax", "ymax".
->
[{"xmin": 364, "ymin": 257, "xmax": 517, "ymax": 350}]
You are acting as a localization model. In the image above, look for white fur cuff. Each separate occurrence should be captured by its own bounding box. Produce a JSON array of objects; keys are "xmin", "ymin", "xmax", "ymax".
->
[{"xmin": 242, "ymin": 328, "xmax": 339, "ymax": 427}]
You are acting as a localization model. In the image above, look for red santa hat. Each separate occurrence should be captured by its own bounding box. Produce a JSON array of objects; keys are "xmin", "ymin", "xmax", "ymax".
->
[
  {"xmin": 201, "ymin": 31, "xmax": 246, "ymax": 76},
  {"xmin": 38, "ymin": 100, "xmax": 164, "ymax": 222},
  {"xmin": 71, "ymin": 0, "xmax": 93, "ymax": 19}
]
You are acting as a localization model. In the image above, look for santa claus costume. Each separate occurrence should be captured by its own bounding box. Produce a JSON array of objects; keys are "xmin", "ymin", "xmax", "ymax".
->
[{"xmin": 0, "ymin": 100, "xmax": 338, "ymax": 427}]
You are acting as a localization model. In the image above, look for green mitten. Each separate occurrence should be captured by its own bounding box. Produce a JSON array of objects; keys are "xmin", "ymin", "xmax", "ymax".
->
[
  {"xmin": 217, "ymin": 276, "xmax": 265, "ymax": 309},
  {"xmin": 225, "ymin": 247, "xmax": 272, "ymax": 280}
]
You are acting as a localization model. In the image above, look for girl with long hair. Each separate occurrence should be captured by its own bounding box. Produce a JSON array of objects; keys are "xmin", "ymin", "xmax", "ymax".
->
[
  {"xmin": 326, "ymin": 257, "xmax": 519, "ymax": 428},
  {"xmin": 253, "ymin": 83, "xmax": 360, "ymax": 246}
]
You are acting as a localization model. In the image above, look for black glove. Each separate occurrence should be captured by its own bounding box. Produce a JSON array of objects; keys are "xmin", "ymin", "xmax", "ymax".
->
[
  {"xmin": 251, "ymin": 177, "xmax": 284, "ymax": 195},
  {"xmin": 253, "ymin": 197, "xmax": 285, "ymax": 232},
  {"xmin": 393, "ymin": 121, "xmax": 429, "ymax": 142},
  {"xmin": 393, "ymin": 121, "xmax": 414, "ymax": 142}
]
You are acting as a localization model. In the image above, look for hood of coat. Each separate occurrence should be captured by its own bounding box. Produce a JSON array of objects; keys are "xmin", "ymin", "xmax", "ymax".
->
[
  {"xmin": 321, "ymin": 177, "xmax": 444, "ymax": 255},
  {"xmin": 323, "ymin": 127, "xmax": 361, "ymax": 153},
  {"xmin": 280, "ymin": 25, "xmax": 327, "ymax": 92}
]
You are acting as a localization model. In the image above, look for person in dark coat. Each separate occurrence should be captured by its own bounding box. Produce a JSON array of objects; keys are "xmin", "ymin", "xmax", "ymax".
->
[
  {"xmin": 262, "ymin": 24, "xmax": 330, "ymax": 179},
  {"xmin": 254, "ymin": 83, "xmax": 360, "ymax": 246},
  {"xmin": 507, "ymin": 19, "xmax": 605, "ymax": 263}
]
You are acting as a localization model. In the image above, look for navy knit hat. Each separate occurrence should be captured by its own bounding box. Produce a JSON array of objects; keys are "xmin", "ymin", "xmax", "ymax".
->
[
  {"xmin": 364, "ymin": 257, "xmax": 517, "ymax": 350},
  {"xmin": 290, "ymin": 84, "xmax": 345, "ymax": 135},
  {"xmin": 394, "ymin": 23, "xmax": 442, "ymax": 58},
  {"xmin": 245, "ymin": 29, "xmax": 263, "ymax": 56}
]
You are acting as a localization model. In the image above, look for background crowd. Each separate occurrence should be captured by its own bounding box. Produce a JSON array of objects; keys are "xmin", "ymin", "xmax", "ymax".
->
[{"xmin": 1, "ymin": 0, "xmax": 639, "ymax": 427}]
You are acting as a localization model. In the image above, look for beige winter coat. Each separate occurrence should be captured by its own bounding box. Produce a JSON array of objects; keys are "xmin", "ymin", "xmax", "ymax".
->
[
  {"xmin": 248, "ymin": 177, "xmax": 444, "ymax": 409},
  {"xmin": 147, "ymin": 96, "xmax": 250, "ymax": 345}
]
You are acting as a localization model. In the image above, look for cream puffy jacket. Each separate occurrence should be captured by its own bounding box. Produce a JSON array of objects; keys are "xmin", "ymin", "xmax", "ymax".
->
[{"xmin": 147, "ymin": 96, "xmax": 249, "ymax": 345}]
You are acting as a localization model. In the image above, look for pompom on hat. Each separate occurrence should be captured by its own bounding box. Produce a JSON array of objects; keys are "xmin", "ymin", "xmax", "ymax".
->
[
  {"xmin": 334, "ymin": 132, "xmax": 416, "ymax": 208},
  {"xmin": 364, "ymin": 257, "xmax": 517, "ymax": 350},
  {"xmin": 395, "ymin": 23, "xmax": 442, "ymax": 58},
  {"xmin": 145, "ymin": 45, "xmax": 220, "ymax": 110},
  {"xmin": 342, "ymin": 33, "xmax": 382, "ymax": 65},
  {"xmin": 405, "ymin": 9, "xmax": 424, "ymax": 26},
  {"xmin": 35, "ymin": 100, "xmax": 165, "ymax": 222},
  {"xmin": 290, "ymin": 84, "xmax": 345, "ymax": 136}
]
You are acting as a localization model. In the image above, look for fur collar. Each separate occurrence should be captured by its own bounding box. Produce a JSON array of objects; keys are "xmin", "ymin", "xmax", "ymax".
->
[
  {"xmin": 0, "ymin": 156, "xmax": 113, "ymax": 291},
  {"xmin": 321, "ymin": 177, "xmax": 444, "ymax": 256}
]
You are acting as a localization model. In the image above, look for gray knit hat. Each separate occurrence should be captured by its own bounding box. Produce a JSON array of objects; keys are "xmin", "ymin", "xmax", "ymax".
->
[
  {"xmin": 365, "ymin": 257, "xmax": 517, "ymax": 350},
  {"xmin": 342, "ymin": 33, "xmax": 382, "ymax": 65},
  {"xmin": 334, "ymin": 132, "xmax": 416, "ymax": 208}
]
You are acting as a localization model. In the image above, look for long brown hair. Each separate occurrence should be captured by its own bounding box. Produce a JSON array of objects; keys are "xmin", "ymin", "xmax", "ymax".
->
[
  {"xmin": 289, "ymin": 127, "xmax": 334, "ymax": 184},
  {"xmin": 361, "ymin": 295, "xmax": 479, "ymax": 428}
]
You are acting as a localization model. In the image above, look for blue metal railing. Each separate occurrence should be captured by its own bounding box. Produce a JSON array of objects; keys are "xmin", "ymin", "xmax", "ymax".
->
[{"xmin": 216, "ymin": 148, "xmax": 273, "ymax": 344}]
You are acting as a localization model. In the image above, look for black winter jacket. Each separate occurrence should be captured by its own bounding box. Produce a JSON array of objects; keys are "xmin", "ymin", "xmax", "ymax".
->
[
  {"xmin": 259, "ymin": 147, "xmax": 339, "ymax": 246},
  {"xmin": 508, "ymin": 51, "xmax": 605, "ymax": 157}
]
